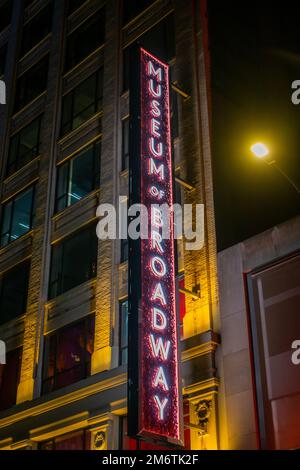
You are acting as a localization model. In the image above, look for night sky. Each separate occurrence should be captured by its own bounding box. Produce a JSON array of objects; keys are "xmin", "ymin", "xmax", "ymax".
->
[{"xmin": 208, "ymin": 1, "xmax": 300, "ymax": 251}]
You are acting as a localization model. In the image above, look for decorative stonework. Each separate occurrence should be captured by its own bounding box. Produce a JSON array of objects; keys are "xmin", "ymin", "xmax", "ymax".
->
[{"xmin": 195, "ymin": 399, "xmax": 212, "ymax": 435}]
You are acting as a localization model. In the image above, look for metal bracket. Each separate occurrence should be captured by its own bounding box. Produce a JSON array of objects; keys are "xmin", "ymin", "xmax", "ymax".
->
[
  {"xmin": 171, "ymin": 82, "xmax": 191, "ymax": 101},
  {"xmin": 179, "ymin": 284, "xmax": 201, "ymax": 300},
  {"xmin": 184, "ymin": 422, "xmax": 207, "ymax": 434},
  {"xmin": 175, "ymin": 176, "xmax": 195, "ymax": 192}
]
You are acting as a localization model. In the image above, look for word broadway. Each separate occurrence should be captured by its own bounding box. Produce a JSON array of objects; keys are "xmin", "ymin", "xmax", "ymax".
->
[{"xmin": 96, "ymin": 198, "xmax": 205, "ymax": 251}]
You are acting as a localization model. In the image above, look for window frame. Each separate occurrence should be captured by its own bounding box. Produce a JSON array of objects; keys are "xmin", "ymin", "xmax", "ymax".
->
[
  {"xmin": 64, "ymin": 7, "xmax": 105, "ymax": 72},
  {"xmin": 55, "ymin": 140, "xmax": 101, "ymax": 213},
  {"xmin": 48, "ymin": 223, "xmax": 97, "ymax": 299},
  {"xmin": 20, "ymin": 2, "xmax": 53, "ymax": 58},
  {"xmin": 42, "ymin": 315, "xmax": 95, "ymax": 394},
  {"xmin": 0, "ymin": 185, "xmax": 36, "ymax": 247},
  {"xmin": 0, "ymin": 0, "xmax": 13, "ymax": 33},
  {"xmin": 6, "ymin": 116, "xmax": 42, "ymax": 177},
  {"xmin": 39, "ymin": 429, "xmax": 89, "ymax": 450},
  {"xmin": 0, "ymin": 347, "xmax": 22, "ymax": 412},
  {"xmin": 0, "ymin": 259, "xmax": 30, "ymax": 325},
  {"xmin": 121, "ymin": 117, "xmax": 129, "ymax": 171},
  {"xmin": 14, "ymin": 55, "xmax": 49, "ymax": 112},
  {"xmin": 60, "ymin": 69, "xmax": 103, "ymax": 136}
]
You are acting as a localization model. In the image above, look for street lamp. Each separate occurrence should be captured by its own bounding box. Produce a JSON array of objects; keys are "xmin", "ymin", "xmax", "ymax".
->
[{"xmin": 250, "ymin": 142, "xmax": 300, "ymax": 195}]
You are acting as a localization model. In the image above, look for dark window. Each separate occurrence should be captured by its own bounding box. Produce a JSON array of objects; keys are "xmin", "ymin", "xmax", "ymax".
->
[
  {"xmin": 6, "ymin": 116, "xmax": 42, "ymax": 176},
  {"xmin": 42, "ymin": 316, "xmax": 94, "ymax": 394},
  {"xmin": 67, "ymin": 0, "xmax": 87, "ymax": 16},
  {"xmin": 123, "ymin": 0, "xmax": 155, "ymax": 25},
  {"xmin": 119, "ymin": 300, "xmax": 128, "ymax": 365},
  {"xmin": 120, "ymin": 238, "xmax": 128, "ymax": 263},
  {"xmin": 123, "ymin": 14, "xmax": 175, "ymax": 91},
  {"xmin": 0, "ymin": 260, "xmax": 30, "ymax": 325},
  {"xmin": 14, "ymin": 56, "xmax": 49, "ymax": 112},
  {"xmin": 21, "ymin": 3, "xmax": 53, "ymax": 57},
  {"xmin": 0, "ymin": 43, "xmax": 7, "ymax": 76},
  {"xmin": 49, "ymin": 224, "xmax": 97, "ymax": 299},
  {"xmin": 0, "ymin": 1, "xmax": 13, "ymax": 32},
  {"xmin": 55, "ymin": 141, "xmax": 100, "ymax": 213},
  {"xmin": 1, "ymin": 185, "xmax": 36, "ymax": 247},
  {"xmin": 61, "ymin": 69, "xmax": 103, "ymax": 136},
  {"xmin": 0, "ymin": 348, "xmax": 22, "ymax": 411},
  {"xmin": 170, "ymin": 67, "xmax": 179, "ymax": 140},
  {"xmin": 121, "ymin": 118, "xmax": 129, "ymax": 171},
  {"xmin": 39, "ymin": 430, "xmax": 90, "ymax": 450},
  {"xmin": 24, "ymin": 0, "xmax": 35, "ymax": 8},
  {"xmin": 65, "ymin": 8, "xmax": 105, "ymax": 71}
]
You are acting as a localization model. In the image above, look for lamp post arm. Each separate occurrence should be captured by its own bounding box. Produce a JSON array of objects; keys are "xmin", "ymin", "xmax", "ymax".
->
[{"xmin": 266, "ymin": 160, "xmax": 300, "ymax": 195}]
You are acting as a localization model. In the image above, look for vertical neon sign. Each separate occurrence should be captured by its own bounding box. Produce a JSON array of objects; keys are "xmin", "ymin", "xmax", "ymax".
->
[{"xmin": 128, "ymin": 47, "xmax": 182, "ymax": 446}]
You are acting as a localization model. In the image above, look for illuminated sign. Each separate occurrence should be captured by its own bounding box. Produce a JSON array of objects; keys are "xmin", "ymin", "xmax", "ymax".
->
[{"xmin": 128, "ymin": 47, "xmax": 182, "ymax": 446}]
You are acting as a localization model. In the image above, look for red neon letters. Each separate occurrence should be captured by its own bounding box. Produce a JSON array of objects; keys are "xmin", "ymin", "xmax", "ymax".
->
[{"xmin": 140, "ymin": 48, "xmax": 181, "ymax": 443}]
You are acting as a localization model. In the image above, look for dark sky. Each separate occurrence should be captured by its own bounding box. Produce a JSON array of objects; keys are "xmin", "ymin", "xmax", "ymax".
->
[{"xmin": 208, "ymin": 0, "xmax": 300, "ymax": 251}]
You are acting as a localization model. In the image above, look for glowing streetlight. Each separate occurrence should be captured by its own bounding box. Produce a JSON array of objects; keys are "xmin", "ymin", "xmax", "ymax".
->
[
  {"xmin": 250, "ymin": 142, "xmax": 300, "ymax": 195},
  {"xmin": 250, "ymin": 142, "xmax": 269, "ymax": 158}
]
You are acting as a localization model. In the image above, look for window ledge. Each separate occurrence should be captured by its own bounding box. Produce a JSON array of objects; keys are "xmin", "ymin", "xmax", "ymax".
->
[
  {"xmin": 2, "ymin": 155, "xmax": 41, "ymax": 186},
  {"xmin": 51, "ymin": 188, "xmax": 100, "ymax": 223},
  {"xmin": 57, "ymin": 111, "xmax": 103, "ymax": 146},
  {"xmin": 11, "ymin": 91, "xmax": 47, "ymax": 121},
  {"xmin": 0, "ymin": 230, "xmax": 34, "ymax": 257},
  {"xmin": 62, "ymin": 44, "xmax": 105, "ymax": 80}
]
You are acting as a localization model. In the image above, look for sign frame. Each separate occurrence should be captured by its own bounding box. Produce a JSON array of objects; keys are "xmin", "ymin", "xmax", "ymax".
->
[{"xmin": 128, "ymin": 45, "xmax": 183, "ymax": 447}]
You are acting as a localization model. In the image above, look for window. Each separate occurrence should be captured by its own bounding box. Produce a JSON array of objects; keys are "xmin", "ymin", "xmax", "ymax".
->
[
  {"xmin": 6, "ymin": 116, "xmax": 42, "ymax": 176},
  {"xmin": 0, "ymin": 348, "xmax": 22, "ymax": 411},
  {"xmin": 0, "ymin": 1, "xmax": 13, "ymax": 32},
  {"xmin": 66, "ymin": 0, "xmax": 87, "ymax": 16},
  {"xmin": 20, "ymin": 2, "xmax": 53, "ymax": 57},
  {"xmin": 120, "ymin": 238, "xmax": 128, "ymax": 263},
  {"xmin": 39, "ymin": 430, "xmax": 90, "ymax": 450},
  {"xmin": 1, "ymin": 185, "xmax": 36, "ymax": 247},
  {"xmin": 24, "ymin": 0, "xmax": 35, "ymax": 7},
  {"xmin": 0, "ymin": 260, "xmax": 30, "ymax": 325},
  {"xmin": 55, "ymin": 141, "xmax": 100, "ymax": 213},
  {"xmin": 49, "ymin": 224, "xmax": 97, "ymax": 299},
  {"xmin": 170, "ymin": 67, "xmax": 179, "ymax": 140},
  {"xmin": 65, "ymin": 8, "xmax": 105, "ymax": 71},
  {"xmin": 61, "ymin": 69, "xmax": 103, "ymax": 136},
  {"xmin": 121, "ymin": 118, "xmax": 129, "ymax": 171},
  {"xmin": 14, "ymin": 56, "xmax": 49, "ymax": 112},
  {"xmin": 123, "ymin": 14, "xmax": 175, "ymax": 91},
  {"xmin": 0, "ymin": 43, "xmax": 7, "ymax": 76},
  {"xmin": 42, "ymin": 316, "xmax": 94, "ymax": 394},
  {"xmin": 247, "ymin": 254, "xmax": 300, "ymax": 449},
  {"xmin": 123, "ymin": 0, "xmax": 155, "ymax": 25},
  {"xmin": 119, "ymin": 300, "xmax": 128, "ymax": 365}
]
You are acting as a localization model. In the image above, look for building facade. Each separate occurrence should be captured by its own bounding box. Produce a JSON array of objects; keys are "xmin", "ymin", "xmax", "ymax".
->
[
  {"xmin": 218, "ymin": 215, "xmax": 300, "ymax": 450},
  {"xmin": 0, "ymin": 0, "xmax": 220, "ymax": 450},
  {"xmin": 1, "ymin": 0, "xmax": 299, "ymax": 452}
]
